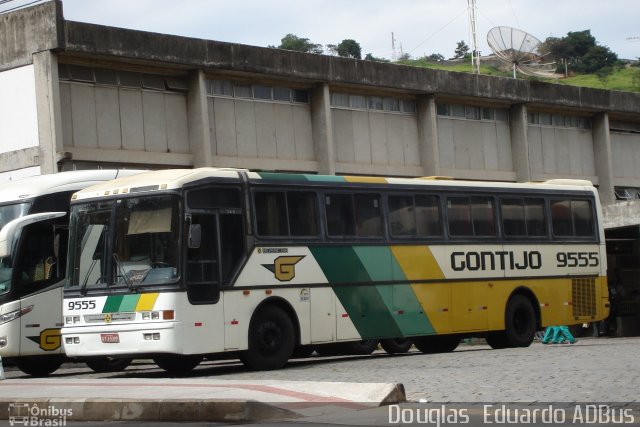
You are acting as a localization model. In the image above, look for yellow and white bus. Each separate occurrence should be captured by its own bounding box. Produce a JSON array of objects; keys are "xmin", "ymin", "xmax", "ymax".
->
[
  {"xmin": 61, "ymin": 168, "xmax": 609, "ymax": 372},
  {"xmin": 0, "ymin": 170, "xmax": 142, "ymax": 376}
]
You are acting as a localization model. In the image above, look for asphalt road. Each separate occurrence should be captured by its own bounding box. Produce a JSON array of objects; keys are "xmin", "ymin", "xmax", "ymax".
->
[{"xmin": 4, "ymin": 336, "xmax": 638, "ymax": 403}]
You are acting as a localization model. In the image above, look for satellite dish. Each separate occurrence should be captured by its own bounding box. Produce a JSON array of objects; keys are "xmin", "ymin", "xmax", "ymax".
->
[{"xmin": 487, "ymin": 26, "xmax": 557, "ymax": 78}]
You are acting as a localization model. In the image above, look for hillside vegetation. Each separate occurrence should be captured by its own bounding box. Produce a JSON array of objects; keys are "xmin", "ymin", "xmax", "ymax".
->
[{"xmin": 396, "ymin": 59, "xmax": 640, "ymax": 93}]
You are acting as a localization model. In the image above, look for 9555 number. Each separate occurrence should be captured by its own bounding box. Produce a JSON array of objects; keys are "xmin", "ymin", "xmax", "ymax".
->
[
  {"xmin": 556, "ymin": 251, "xmax": 599, "ymax": 268},
  {"xmin": 67, "ymin": 300, "xmax": 96, "ymax": 310}
]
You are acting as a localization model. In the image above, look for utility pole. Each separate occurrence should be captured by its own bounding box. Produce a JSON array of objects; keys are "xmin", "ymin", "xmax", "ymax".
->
[{"xmin": 468, "ymin": 0, "xmax": 480, "ymax": 74}]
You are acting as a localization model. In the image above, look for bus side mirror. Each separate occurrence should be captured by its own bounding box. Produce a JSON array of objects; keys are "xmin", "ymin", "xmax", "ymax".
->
[
  {"xmin": 53, "ymin": 234, "xmax": 60, "ymax": 259},
  {"xmin": 188, "ymin": 224, "xmax": 201, "ymax": 249}
]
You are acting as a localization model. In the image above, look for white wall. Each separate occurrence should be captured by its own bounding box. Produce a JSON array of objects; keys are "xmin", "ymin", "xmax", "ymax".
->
[{"xmin": 0, "ymin": 65, "xmax": 40, "ymax": 154}]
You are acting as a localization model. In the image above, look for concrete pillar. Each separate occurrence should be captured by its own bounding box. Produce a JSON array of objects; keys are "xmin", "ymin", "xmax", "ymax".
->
[
  {"xmin": 593, "ymin": 112, "xmax": 615, "ymax": 205},
  {"xmin": 187, "ymin": 70, "xmax": 213, "ymax": 168},
  {"xmin": 509, "ymin": 104, "xmax": 530, "ymax": 182},
  {"xmin": 416, "ymin": 95, "xmax": 440, "ymax": 177},
  {"xmin": 33, "ymin": 50, "xmax": 63, "ymax": 174},
  {"xmin": 310, "ymin": 83, "xmax": 335, "ymax": 175}
]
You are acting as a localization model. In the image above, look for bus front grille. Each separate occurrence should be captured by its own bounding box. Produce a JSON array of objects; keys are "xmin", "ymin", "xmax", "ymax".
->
[{"xmin": 572, "ymin": 278, "xmax": 596, "ymax": 318}]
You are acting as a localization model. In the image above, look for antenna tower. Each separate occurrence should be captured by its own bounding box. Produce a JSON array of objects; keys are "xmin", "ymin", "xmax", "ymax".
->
[
  {"xmin": 391, "ymin": 32, "xmax": 397, "ymax": 61},
  {"xmin": 468, "ymin": 0, "xmax": 480, "ymax": 73}
]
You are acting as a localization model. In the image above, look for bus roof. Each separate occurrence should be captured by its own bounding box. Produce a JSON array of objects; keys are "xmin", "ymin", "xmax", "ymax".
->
[
  {"xmin": 0, "ymin": 170, "xmax": 145, "ymax": 204},
  {"xmin": 71, "ymin": 168, "xmax": 597, "ymax": 201}
]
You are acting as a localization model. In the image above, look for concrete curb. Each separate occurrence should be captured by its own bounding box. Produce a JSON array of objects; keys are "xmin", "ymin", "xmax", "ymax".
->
[
  {"xmin": 0, "ymin": 379, "xmax": 406, "ymax": 422},
  {"xmin": 0, "ymin": 398, "xmax": 298, "ymax": 422}
]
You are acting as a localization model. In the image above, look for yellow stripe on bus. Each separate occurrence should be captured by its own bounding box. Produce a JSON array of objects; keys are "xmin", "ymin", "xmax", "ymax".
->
[
  {"xmin": 343, "ymin": 176, "xmax": 388, "ymax": 184},
  {"xmin": 135, "ymin": 293, "xmax": 159, "ymax": 311}
]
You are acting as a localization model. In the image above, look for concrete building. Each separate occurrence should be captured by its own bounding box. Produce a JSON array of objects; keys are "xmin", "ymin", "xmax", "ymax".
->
[{"xmin": 2, "ymin": 1, "xmax": 640, "ymax": 216}]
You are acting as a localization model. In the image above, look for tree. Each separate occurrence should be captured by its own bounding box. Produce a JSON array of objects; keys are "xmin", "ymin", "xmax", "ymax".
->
[
  {"xmin": 580, "ymin": 45, "xmax": 618, "ymax": 73},
  {"xmin": 540, "ymin": 30, "xmax": 617, "ymax": 74},
  {"xmin": 595, "ymin": 66, "xmax": 614, "ymax": 88},
  {"xmin": 454, "ymin": 41, "xmax": 469, "ymax": 59},
  {"xmin": 398, "ymin": 52, "xmax": 411, "ymax": 61},
  {"xmin": 425, "ymin": 53, "xmax": 445, "ymax": 62},
  {"xmin": 276, "ymin": 34, "xmax": 323, "ymax": 54},
  {"xmin": 337, "ymin": 39, "xmax": 362, "ymax": 59},
  {"xmin": 364, "ymin": 53, "xmax": 390, "ymax": 62}
]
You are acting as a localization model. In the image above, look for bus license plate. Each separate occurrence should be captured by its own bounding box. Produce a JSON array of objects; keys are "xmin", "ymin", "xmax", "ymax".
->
[{"xmin": 101, "ymin": 333, "xmax": 120, "ymax": 343}]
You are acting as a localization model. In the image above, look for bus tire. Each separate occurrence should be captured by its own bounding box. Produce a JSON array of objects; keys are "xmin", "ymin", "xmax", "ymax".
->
[
  {"xmin": 413, "ymin": 335, "xmax": 460, "ymax": 354},
  {"xmin": 291, "ymin": 345, "xmax": 314, "ymax": 359},
  {"xmin": 344, "ymin": 339, "xmax": 379, "ymax": 355},
  {"xmin": 504, "ymin": 294, "xmax": 537, "ymax": 347},
  {"xmin": 240, "ymin": 305, "xmax": 295, "ymax": 371},
  {"xmin": 153, "ymin": 355, "xmax": 201, "ymax": 374},
  {"xmin": 380, "ymin": 338, "xmax": 413, "ymax": 354},
  {"xmin": 15, "ymin": 356, "xmax": 64, "ymax": 377},
  {"xmin": 85, "ymin": 357, "xmax": 132, "ymax": 373},
  {"xmin": 485, "ymin": 332, "xmax": 510, "ymax": 349}
]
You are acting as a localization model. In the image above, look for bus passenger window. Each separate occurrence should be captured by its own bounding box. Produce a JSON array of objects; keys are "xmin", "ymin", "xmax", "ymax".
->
[
  {"xmin": 551, "ymin": 200, "xmax": 573, "ymax": 236},
  {"xmin": 388, "ymin": 195, "xmax": 416, "ymax": 236},
  {"xmin": 572, "ymin": 200, "xmax": 593, "ymax": 237},
  {"xmin": 447, "ymin": 197, "xmax": 472, "ymax": 236},
  {"xmin": 415, "ymin": 195, "xmax": 441, "ymax": 237},
  {"xmin": 525, "ymin": 199, "xmax": 547, "ymax": 236},
  {"xmin": 287, "ymin": 192, "xmax": 318, "ymax": 236},
  {"xmin": 354, "ymin": 194, "xmax": 383, "ymax": 237},
  {"xmin": 471, "ymin": 197, "xmax": 496, "ymax": 236},
  {"xmin": 501, "ymin": 198, "xmax": 526, "ymax": 236},
  {"xmin": 326, "ymin": 194, "xmax": 355, "ymax": 236},
  {"xmin": 255, "ymin": 192, "xmax": 287, "ymax": 236}
]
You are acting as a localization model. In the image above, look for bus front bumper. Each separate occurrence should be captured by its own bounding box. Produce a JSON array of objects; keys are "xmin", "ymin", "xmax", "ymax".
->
[{"xmin": 61, "ymin": 321, "xmax": 182, "ymax": 357}]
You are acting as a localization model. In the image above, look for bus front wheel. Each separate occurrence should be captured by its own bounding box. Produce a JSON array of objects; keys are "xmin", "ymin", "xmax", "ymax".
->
[
  {"xmin": 153, "ymin": 355, "xmax": 201, "ymax": 374},
  {"xmin": 240, "ymin": 305, "xmax": 295, "ymax": 371},
  {"xmin": 85, "ymin": 357, "xmax": 132, "ymax": 373},
  {"xmin": 15, "ymin": 355, "xmax": 64, "ymax": 377},
  {"xmin": 504, "ymin": 294, "xmax": 537, "ymax": 347}
]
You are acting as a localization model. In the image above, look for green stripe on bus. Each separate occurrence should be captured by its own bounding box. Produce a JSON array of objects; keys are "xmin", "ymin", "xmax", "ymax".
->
[
  {"xmin": 257, "ymin": 172, "xmax": 311, "ymax": 181},
  {"xmin": 310, "ymin": 246, "xmax": 403, "ymax": 339},
  {"xmin": 310, "ymin": 246, "xmax": 370, "ymax": 283},
  {"xmin": 333, "ymin": 286, "xmax": 403, "ymax": 339},
  {"xmin": 102, "ymin": 295, "xmax": 124, "ymax": 313},
  {"xmin": 118, "ymin": 294, "xmax": 140, "ymax": 312},
  {"xmin": 353, "ymin": 247, "xmax": 435, "ymax": 336}
]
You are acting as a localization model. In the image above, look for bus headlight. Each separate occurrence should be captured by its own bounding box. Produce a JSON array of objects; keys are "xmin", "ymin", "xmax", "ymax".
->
[
  {"xmin": 0, "ymin": 336, "xmax": 7, "ymax": 347},
  {"xmin": 141, "ymin": 311, "xmax": 161, "ymax": 320},
  {"xmin": 64, "ymin": 316, "xmax": 81, "ymax": 324},
  {"xmin": 0, "ymin": 305, "xmax": 33, "ymax": 325}
]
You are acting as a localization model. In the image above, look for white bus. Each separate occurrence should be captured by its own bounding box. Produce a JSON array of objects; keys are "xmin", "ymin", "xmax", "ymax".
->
[
  {"xmin": 0, "ymin": 170, "xmax": 142, "ymax": 376},
  {"xmin": 61, "ymin": 168, "xmax": 609, "ymax": 373}
]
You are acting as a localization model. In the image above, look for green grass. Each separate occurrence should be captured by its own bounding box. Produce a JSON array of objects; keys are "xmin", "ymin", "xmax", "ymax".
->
[
  {"xmin": 396, "ymin": 59, "xmax": 640, "ymax": 93},
  {"xmin": 559, "ymin": 67, "xmax": 640, "ymax": 92}
]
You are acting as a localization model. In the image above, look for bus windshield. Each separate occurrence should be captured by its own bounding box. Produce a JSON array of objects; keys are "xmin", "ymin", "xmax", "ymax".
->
[
  {"xmin": 0, "ymin": 203, "xmax": 30, "ymax": 294},
  {"xmin": 67, "ymin": 195, "xmax": 180, "ymax": 290},
  {"xmin": 0, "ymin": 202, "xmax": 30, "ymax": 230}
]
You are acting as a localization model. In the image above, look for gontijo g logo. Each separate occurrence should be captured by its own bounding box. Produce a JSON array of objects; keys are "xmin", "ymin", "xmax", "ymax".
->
[{"xmin": 262, "ymin": 256, "xmax": 305, "ymax": 282}]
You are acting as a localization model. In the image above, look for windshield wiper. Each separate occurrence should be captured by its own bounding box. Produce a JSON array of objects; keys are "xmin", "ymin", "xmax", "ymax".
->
[
  {"xmin": 80, "ymin": 259, "xmax": 98, "ymax": 295},
  {"xmin": 112, "ymin": 253, "xmax": 134, "ymax": 290}
]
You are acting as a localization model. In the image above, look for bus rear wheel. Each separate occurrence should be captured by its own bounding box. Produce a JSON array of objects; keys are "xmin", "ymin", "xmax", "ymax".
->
[
  {"xmin": 504, "ymin": 294, "xmax": 537, "ymax": 347},
  {"xmin": 240, "ymin": 305, "xmax": 295, "ymax": 371},
  {"xmin": 153, "ymin": 355, "xmax": 201, "ymax": 374},
  {"xmin": 413, "ymin": 335, "xmax": 460, "ymax": 354},
  {"xmin": 485, "ymin": 332, "xmax": 510, "ymax": 349},
  {"xmin": 15, "ymin": 355, "xmax": 64, "ymax": 377},
  {"xmin": 343, "ymin": 339, "xmax": 379, "ymax": 355},
  {"xmin": 85, "ymin": 357, "xmax": 132, "ymax": 373},
  {"xmin": 380, "ymin": 338, "xmax": 413, "ymax": 354}
]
